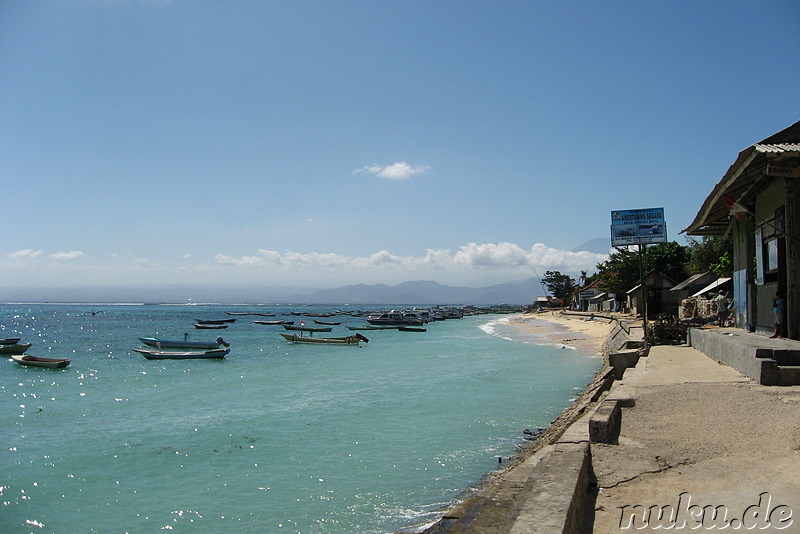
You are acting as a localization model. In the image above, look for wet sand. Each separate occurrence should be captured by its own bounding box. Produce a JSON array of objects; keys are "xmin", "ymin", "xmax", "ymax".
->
[{"xmin": 506, "ymin": 311, "xmax": 615, "ymax": 354}]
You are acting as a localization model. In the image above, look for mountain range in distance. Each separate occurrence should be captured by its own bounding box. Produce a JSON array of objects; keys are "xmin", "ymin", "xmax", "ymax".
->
[
  {"xmin": 2, "ymin": 239, "xmax": 611, "ymax": 305},
  {"xmin": 298, "ymin": 278, "xmax": 548, "ymax": 305},
  {"xmin": 0, "ymin": 278, "xmax": 550, "ymax": 305}
]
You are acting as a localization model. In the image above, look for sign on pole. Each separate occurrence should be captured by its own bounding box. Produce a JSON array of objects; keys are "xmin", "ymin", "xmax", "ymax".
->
[{"xmin": 610, "ymin": 207, "xmax": 667, "ymax": 247}]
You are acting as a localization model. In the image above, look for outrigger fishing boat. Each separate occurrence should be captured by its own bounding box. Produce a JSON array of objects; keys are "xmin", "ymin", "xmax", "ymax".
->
[
  {"xmin": 11, "ymin": 355, "xmax": 71, "ymax": 369},
  {"xmin": 279, "ymin": 333, "xmax": 369, "ymax": 345}
]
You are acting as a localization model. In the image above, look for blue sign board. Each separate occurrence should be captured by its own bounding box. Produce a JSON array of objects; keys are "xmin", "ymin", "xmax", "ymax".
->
[{"xmin": 611, "ymin": 207, "xmax": 667, "ymax": 246}]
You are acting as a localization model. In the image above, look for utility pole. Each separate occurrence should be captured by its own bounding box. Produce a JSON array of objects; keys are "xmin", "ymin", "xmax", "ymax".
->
[{"xmin": 638, "ymin": 243, "xmax": 648, "ymax": 349}]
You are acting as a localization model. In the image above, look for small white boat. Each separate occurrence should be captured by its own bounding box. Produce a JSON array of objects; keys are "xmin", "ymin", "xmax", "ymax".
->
[
  {"xmin": 12, "ymin": 355, "xmax": 71, "ymax": 369},
  {"xmin": 279, "ymin": 333, "xmax": 368, "ymax": 345},
  {"xmin": 133, "ymin": 348, "xmax": 229, "ymax": 360}
]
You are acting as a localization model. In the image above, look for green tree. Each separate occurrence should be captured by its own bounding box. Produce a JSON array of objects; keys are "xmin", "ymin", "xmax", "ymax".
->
[
  {"xmin": 594, "ymin": 242, "xmax": 689, "ymax": 295},
  {"xmin": 643, "ymin": 241, "xmax": 688, "ymax": 283},
  {"xmin": 686, "ymin": 236, "xmax": 733, "ymax": 276},
  {"xmin": 594, "ymin": 247, "xmax": 640, "ymax": 295},
  {"xmin": 541, "ymin": 271, "xmax": 578, "ymax": 303}
]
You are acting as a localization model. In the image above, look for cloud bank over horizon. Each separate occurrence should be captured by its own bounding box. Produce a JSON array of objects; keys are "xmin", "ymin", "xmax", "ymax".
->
[
  {"xmin": 215, "ymin": 242, "xmax": 606, "ymax": 272},
  {"xmin": 3, "ymin": 241, "xmax": 609, "ymax": 289}
]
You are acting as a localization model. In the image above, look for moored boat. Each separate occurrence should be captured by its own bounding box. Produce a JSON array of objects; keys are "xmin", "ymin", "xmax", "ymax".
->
[
  {"xmin": 253, "ymin": 320, "xmax": 294, "ymax": 325},
  {"xmin": 0, "ymin": 343, "xmax": 32, "ymax": 355},
  {"xmin": 282, "ymin": 324, "xmax": 332, "ymax": 332},
  {"xmin": 12, "ymin": 355, "xmax": 71, "ymax": 369},
  {"xmin": 366, "ymin": 311, "xmax": 424, "ymax": 326},
  {"xmin": 0, "ymin": 337, "xmax": 21, "ymax": 345},
  {"xmin": 313, "ymin": 320, "xmax": 342, "ymax": 326},
  {"xmin": 194, "ymin": 323, "xmax": 229, "ymax": 329},
  {"xmin": 195, "ymin": 319, "xmax": 237, "ymax": 324},
  {"xmin": 138, "ymin": 336, "xmax": 229, "ymax": 350},
  {"xmin": 133, "ymin": 348, "xmax": 229, "ymax": 360},
  {"xmin": 279, "ymin": 333, "xmax": 368, "ymax": 345}
]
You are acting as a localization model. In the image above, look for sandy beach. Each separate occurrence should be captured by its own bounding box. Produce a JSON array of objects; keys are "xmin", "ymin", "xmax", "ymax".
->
[{"xmin": 506, "ymin": 311, "xmax": 616, "ymax": 354}]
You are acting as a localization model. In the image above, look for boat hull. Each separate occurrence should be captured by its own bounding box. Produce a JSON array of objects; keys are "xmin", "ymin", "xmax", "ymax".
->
[
  {"xmin": 279, "ymin": 333, "xmax": 366, "ymax": 345},
  {"xmin": 133, "ymin": 348, "xmax": 229, "ymax": 359},
  {"xmin": 0, "ymin": 343, "xmax": 32, "ymax": 354},
  {"xmin": 138, "ymin": 337, "xmax": 225, "ymax": 350},
  {"xmin": 282, "ymin": 325, "xmax": 332, "ymax": 332},
  {"xmin": 12, "ymin": 355, "xmax": 71, "ymax": 368}
]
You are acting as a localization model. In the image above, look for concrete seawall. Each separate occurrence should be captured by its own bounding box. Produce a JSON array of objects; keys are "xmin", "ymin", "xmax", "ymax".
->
[
  {"xmin": 409, "ymin": 317, "xmax": 800, "ymax": 533},
  {"xmin": 409, "ymin": 313, "xmax": 637, "ymax": 534}
]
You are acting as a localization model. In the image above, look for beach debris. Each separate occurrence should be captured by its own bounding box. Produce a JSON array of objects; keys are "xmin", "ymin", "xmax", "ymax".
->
[{"xmin": 523, "ymin": 428, "xmax": 545, "ymax": 441}]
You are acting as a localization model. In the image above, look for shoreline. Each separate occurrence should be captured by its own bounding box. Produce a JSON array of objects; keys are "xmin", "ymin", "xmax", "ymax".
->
[
  {"xmin": 414, "ymin": 310, "xmax": 617, "ymax": 533},
  {"xmin": 505, "ymin": 310, "xmax": 615, "ymax": 355}
]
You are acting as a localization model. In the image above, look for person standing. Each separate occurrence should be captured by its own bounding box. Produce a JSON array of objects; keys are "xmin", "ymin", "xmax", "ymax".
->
[
  {"xmin": 715, "ymin": 291, "xmax": 730, "ymax": 327},
  {"xmin": 771, "ymin": 291, "xmax": 785, "ymax": 338}
]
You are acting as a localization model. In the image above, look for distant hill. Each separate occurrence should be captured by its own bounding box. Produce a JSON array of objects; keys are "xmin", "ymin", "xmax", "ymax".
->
[
  {"xmin": 0, "ymin": 279, "xmax": 548, "ymax": 305},
  {"xmin": 572, "ymin": 237, "xmax": 612, "ymax": 254},
  {"xmin": 299, "ymin": 279, "xmax": 544, "ymax": 305}
]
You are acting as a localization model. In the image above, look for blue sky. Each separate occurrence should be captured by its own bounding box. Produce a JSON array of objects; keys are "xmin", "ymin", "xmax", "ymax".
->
[{"xmin": 2, "ymin": 0, "xmax": 798, "ymax": 292}]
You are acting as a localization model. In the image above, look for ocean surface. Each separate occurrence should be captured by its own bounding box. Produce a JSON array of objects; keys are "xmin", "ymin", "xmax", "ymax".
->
[{"xmin": 0, "ymin": 304, "xmax": 601, "ymax": 534}]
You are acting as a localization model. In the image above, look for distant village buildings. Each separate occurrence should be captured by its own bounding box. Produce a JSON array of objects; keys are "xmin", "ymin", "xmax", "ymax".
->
[{"xmin": 683, "ymin": 120, "xmax": 800, "ymax": 340}]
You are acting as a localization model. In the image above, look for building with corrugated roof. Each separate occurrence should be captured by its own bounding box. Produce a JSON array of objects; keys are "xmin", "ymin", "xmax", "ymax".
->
[{"xmin": 683, "ymin": 121, "xmax": 800, "ymax": 339}]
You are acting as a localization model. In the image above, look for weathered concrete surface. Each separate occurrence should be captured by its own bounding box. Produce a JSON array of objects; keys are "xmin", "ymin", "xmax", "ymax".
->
[
  {"xmin": 592, "ymin": 344, "xmax": 800, "ymax": 532},
  {"xmin": 509, "ymin": 442, "xmax": 593, "ymax": 534}
]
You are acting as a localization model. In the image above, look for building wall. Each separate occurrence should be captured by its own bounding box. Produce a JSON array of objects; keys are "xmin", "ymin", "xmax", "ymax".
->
[{"xmin": 739, "ymin": 178, "xmax": 799, "ymax": 338}]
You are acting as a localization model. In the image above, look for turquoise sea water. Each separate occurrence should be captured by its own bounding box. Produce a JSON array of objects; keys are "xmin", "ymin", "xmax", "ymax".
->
[{"xmin": 1, "ymin": 304, "xmax": 601, "ymax": 533}]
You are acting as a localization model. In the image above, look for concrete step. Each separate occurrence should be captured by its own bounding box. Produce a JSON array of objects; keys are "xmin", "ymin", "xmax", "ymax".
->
[
  {"xmin": 777, "ymin": 365, "xmax": 800, "ymax": 386},
  {"xmin": 773, "ymin": 350, "xmax": 800, "ymax": 366}
]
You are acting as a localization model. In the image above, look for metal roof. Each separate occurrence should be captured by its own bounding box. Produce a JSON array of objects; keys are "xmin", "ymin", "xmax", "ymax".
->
[
  {"xmin": 671, "ymin": 271, "xmax": 714, "ymax": 291},
  {"xmin": 691, "ymin": 277, "xmax": 732, "ymax": 298},
  {"xmin": 682, "ymin": 122, "xmax": 800, "ymax": 236}
]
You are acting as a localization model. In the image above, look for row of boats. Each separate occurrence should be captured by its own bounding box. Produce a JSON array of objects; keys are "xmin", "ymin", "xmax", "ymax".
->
[
  {"xmin": 7, "ymin": 307, "xmax": 497, "ymax": 365},
  {"xmin": 133, "ymin": 309, "xmax": 433, "ymax": 357}
]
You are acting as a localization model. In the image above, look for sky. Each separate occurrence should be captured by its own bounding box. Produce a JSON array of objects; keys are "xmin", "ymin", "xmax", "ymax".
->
[{"xmin": 1, "ymin": 0, "xmax": 799, "ymax": 295}]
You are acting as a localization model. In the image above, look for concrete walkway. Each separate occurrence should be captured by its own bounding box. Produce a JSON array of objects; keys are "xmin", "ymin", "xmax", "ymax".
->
[{"xmin": 592, "ymin": 344, "xmax": 800, "ymax": 532}]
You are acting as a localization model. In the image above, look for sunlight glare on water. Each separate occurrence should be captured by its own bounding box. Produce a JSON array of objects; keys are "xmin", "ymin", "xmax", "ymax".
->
[{"xmin": 0, "ymin": 304, "xmax": 600, "ymax": 533}]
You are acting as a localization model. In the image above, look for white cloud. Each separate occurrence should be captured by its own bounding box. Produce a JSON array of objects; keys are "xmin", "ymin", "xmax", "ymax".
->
[
  {"xmin": 214, "ymin": 242, "xmax": 607, "ymax": 277},
  {"xmin": 9, "ymin": 249, "xmax": 43, "ymax": 260},
  {"xmin": 353, "ymin": 161, "xmax": 430, "ymax": 180},
  {"xmin": 49, "ymin": 251, "xmax": 85, "ymax": 261}
]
